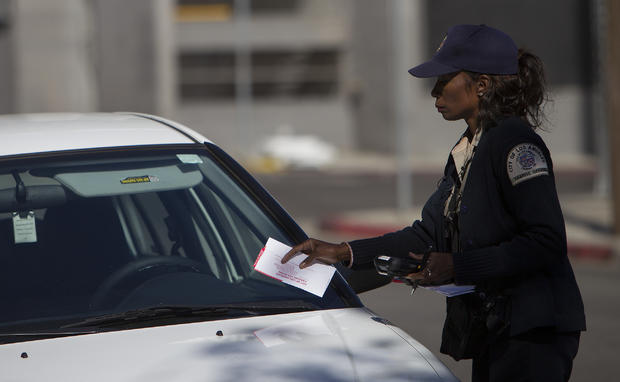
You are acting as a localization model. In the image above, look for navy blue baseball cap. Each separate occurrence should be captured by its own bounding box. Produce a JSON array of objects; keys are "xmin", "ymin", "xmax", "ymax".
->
[{"xmin": 408, "ymin": 24, "xmax": 518, "ymax": 78}]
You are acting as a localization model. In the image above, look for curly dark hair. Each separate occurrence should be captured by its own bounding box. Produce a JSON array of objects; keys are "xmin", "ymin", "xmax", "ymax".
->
[{"xmin": 465, "ymin": 49, "xmax": 548, "ymax": 130}]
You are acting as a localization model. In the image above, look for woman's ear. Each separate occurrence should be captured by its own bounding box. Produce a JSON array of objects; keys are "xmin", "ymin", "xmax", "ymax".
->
[{"xmin": 477, "ymin": 75, "xmax": 490, "ymax": 96}]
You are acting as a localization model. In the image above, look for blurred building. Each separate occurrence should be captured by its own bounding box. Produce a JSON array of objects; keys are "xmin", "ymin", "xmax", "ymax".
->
[
  {"xmin": 0, "ymin": 0, "xmax": 602, "ymax": 164},
  {"xmin": 173, "ymin": 0, "xmax": 354, "ymax": 155}
]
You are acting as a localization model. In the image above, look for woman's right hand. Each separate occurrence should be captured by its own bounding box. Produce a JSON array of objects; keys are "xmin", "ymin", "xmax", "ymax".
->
[{"xmin": 280, "ymin": 238, "xmax": 351, "ymax": 269}]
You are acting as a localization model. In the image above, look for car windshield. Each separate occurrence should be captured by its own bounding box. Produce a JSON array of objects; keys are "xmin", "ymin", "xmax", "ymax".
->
[{"xmin": 0, "ymin": 149, "xmax": 346, "ymax": 334}]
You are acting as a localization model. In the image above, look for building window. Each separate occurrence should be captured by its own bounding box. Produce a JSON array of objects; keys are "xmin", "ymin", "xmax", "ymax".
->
[
  {"xmin": 176, "ymin": 0, "xmax": 301, "ymax": 22},
  {"xmin": 178, "ymin": 49, "xmax": 340, "ymax": 101},
  {"xmin": 178, "ymin": 52, "xmax": 236, "ymax": 100}
]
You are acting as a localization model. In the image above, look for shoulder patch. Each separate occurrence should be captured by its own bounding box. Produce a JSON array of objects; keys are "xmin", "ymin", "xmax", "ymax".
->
[{"xmin": 506, "ymin": 143, "xmax": 549, "ymax": 186}]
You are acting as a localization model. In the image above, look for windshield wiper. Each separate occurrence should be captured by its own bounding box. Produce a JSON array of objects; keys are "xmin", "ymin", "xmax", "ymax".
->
[
  {"xmin": 0, "ymin": 328, "xmax": 98, "ymax": 345},
  {"xmin": 60, "ymin": 301, "xmax": 319, "ymax": 329}
]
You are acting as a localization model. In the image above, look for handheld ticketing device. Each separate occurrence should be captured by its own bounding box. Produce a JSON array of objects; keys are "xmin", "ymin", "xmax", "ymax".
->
[
  {"xmin": 373, "ymin": 255, "xmax": 428, "ymax": 278},
  {"xmin": 373, "ymin": 248, "xmax": 432, "ymax": 295}
]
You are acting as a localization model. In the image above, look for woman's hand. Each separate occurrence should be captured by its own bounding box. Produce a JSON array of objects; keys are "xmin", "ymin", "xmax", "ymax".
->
[
  {"xmin": 407, "ymin": 252, "xmax": 454, "ymax": 285},
  {"xmin": 281, "ymin": 238, "xmax": 351, "ymax": 269}
]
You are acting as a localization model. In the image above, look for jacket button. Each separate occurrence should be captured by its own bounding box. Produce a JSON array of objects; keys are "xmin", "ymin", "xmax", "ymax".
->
[{"xmin": 461, "ymin": 204, "xmax": 468, "ymax": 213}]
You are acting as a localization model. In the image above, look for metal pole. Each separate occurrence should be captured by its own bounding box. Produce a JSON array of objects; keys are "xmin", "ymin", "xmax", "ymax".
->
[
  {"xmin": 152, "ymin": 0, "xmax": 175, "ymax": 118},
  {"xmin": 592, "ymin": 0, "xmax": 610, "ymax": 196},
  {"xmin": 234, "ymin": 0, "xmax": 252, "ymax": 147},
  {"xmin": 606, "ymin": 0, "xmax": 620, "ymax": 235},
  {"xmin": 392, "ymin": 0, "xmax": 413, "ymax": 212}
]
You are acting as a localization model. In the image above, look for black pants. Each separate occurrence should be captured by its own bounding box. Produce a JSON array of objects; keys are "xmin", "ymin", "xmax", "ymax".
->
[{"xmin": 472, "ymin": 327, "xmax": 580, "ymax": 382}]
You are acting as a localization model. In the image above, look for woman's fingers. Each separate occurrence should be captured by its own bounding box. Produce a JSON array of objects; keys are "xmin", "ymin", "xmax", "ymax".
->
[
  {"xmin": 407, "ymin": 267, "xmax": 430, "ymax": 281},
  {"xmin": 406, "ymin": 252, "xmax": 429, "ymax": 281},
  {"xmin": 280, "ymin": 239, "xmax": 350, "ymax": 269},
  {"xmin": 408, "ymin": 252, "xmax": 424, "ymax": 261},
  {"xmin": 427, "ymin": 252, "xmax": 454, "ymax": 285},
  {"xmin": 281, "ymin": 239, "xmax": 313, "ymax": 264},
  {"xmin": 405, "ymin": 252, "xmax": 455, "ymax": 285},
  {"xmin": 299, "ymin": 256, "xmax": 315, "ymax": 269}
]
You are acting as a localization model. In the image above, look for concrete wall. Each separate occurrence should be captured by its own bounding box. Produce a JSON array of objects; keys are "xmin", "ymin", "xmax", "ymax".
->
[
  {"xmin": 0, "ymin": 0, "xmax": 593, "ymax": 162},
  {"xmin": 0, "ymin": 1, "xmax": 13, "ymax": 114},
  {"xmin": 93, "ymin": 0, "xmax": 174, "ymax": 116},
  {"xmin": 13, "ymin": 0, "xmax": 97, "ymax": 113},
  {"xmin": 176, "ymin": 0, "xmax": 350, "ymax": 50},
  {"xmin": 422, "ymin": 0, "xmax": 593, "ymax": 157},
  {"xmin": 349, "ymin": 0, "xmax": 392, "ymax": 153},
  {"xmin": 177, "ymin": 100, "xmax": 351, "ymax": 157},
  {"xmin": 351, "ymin": 0, "xmax": 594, "ymax": 157},
  {"xmin": 175, "ymin": 0, "xmax": 354, "ymax": 156}
]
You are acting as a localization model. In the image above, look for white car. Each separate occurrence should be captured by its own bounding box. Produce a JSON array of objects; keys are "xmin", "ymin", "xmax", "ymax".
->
[{"xmin": 0, "ymin": 113, "xmax": 457, "ymax": 381}]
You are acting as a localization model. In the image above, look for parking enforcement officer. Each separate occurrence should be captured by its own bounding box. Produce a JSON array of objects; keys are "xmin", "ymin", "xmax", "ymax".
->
[{"xmin": 281, "ymin": 24, "xmax": 586, "ymax": 381}]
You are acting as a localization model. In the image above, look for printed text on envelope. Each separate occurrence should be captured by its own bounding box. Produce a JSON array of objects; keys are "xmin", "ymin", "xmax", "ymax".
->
[{"xmin": 253, "ymin": 238, "xmax": 336, "ymax": 297}]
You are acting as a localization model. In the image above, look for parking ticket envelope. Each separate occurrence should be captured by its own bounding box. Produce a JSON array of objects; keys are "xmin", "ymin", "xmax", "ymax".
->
[{"xmin": 254, "ymin": 238, "xmax": 336, "ymax": 297}]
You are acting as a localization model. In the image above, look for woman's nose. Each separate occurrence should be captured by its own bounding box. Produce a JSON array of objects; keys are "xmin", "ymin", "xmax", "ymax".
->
[{"xmin": 431, "ymin": 81, "xmax": 442, "ymax": 98}]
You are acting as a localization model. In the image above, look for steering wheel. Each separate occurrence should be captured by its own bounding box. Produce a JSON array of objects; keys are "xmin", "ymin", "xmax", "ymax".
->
[{"xmin": 90, "ymin": 256, "xmax": 212, "ymax": 310}]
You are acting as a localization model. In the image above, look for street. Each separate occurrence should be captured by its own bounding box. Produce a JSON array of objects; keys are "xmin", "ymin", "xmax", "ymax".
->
[{"xmin": 256, "ymin": 169, "xmax": 617, "ymax": 382}]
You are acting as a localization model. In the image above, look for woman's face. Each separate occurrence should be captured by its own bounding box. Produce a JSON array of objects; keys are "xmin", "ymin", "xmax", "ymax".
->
[{"xmin": 431, "ymin": 72, "xmax": 480, "ymax": 125}]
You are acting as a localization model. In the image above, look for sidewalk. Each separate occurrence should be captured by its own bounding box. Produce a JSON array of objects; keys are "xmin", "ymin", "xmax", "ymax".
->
[{"xmin": 318, "ymin": 194, "xmax": 616, "ymax": 260}]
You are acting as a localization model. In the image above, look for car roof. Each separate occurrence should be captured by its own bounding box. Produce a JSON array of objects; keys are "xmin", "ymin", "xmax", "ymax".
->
[{"xmin": 0, "ymin": 112, "xmax": 211, "ymax": 157}]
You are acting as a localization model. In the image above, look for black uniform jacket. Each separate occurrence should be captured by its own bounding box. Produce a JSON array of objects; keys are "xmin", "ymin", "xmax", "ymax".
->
[{"xmin": 349, "ymin": 116, "xmax": 586, "ymax": 336}]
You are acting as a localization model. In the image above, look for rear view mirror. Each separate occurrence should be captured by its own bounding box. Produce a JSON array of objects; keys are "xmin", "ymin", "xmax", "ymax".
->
[{"xmin": 0, "ymin": 185, "xmax": 67, "ymax": 213}]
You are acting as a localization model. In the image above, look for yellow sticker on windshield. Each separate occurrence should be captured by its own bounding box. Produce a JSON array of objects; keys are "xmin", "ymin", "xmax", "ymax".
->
[{"xmin": 120, "ymin": 175, "xmax": 160, "ymax": 184}]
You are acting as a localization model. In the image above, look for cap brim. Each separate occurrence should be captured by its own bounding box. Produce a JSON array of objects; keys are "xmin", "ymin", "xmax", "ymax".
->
[{"xmin": 408, "ymin": 59, "xmax": 460, "ymax": 78}]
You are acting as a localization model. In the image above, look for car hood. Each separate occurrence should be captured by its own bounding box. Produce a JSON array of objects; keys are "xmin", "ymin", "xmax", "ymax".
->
[{"xmin": 1, "ymin": 308, "xmax": 456, "ymax": 382}]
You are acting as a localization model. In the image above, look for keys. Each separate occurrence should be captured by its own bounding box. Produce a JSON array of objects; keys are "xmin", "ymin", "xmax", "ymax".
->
[{"xmin": 410, "ymin": 280, "xmax": 419, "ymax": 295}]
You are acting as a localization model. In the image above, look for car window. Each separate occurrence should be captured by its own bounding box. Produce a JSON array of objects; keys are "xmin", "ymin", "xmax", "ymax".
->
[{"xmin": 0, "ymin": 150, "xmax": 346, "ymax": 332}]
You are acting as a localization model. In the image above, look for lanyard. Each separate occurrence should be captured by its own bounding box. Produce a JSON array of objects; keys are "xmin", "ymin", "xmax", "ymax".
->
[{"xmin": 444, "ymin": 146, "xmax": 477, "ymax": 253}]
